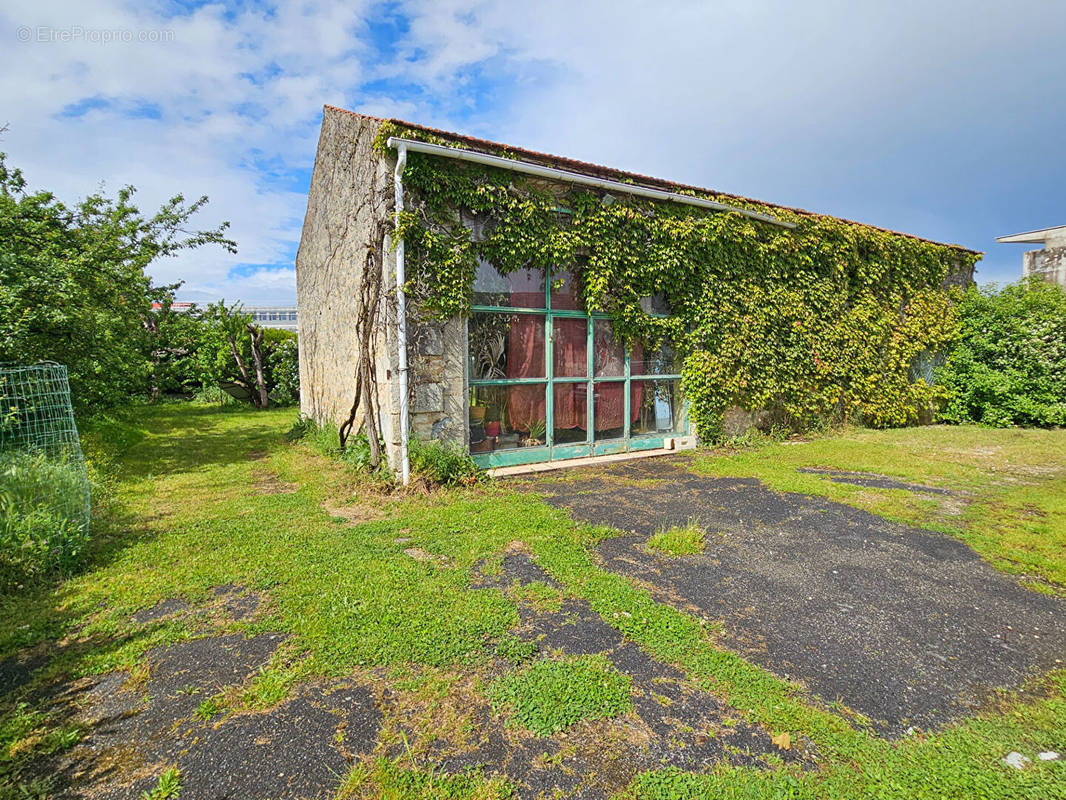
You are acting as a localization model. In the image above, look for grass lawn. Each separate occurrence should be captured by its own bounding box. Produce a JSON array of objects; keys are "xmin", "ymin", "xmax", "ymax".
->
[{"xmin": 1, "ymin": 404, "xmax": 1064, "ymax": 799}]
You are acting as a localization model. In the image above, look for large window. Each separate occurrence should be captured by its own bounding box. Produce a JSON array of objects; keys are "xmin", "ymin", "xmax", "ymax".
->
[{"xmin": 467, "ymin": 264, "xmax": 685, "ymax": 466}]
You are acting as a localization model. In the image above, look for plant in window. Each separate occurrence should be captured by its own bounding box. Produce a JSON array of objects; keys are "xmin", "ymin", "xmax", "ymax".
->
[
  {"xmin": 522, "ymin": 418, "xmax": 545, "ymax": 447},
  {"xmin": 470, "ymin": 317, "xmax": 508, "ymax": 380}
]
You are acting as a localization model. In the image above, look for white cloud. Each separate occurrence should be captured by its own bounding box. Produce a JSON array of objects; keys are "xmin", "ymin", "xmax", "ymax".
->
[
  {"xmin": 3, "ymin": 0, "xmax": 1064, "ymax": 297},
  {"xmin": 1, "ymin": 0, "xmax": 375, "ymax": 304},
  {"xmin": 381, "ymin": 0, "xmax": 1066, "ymax": 281}
]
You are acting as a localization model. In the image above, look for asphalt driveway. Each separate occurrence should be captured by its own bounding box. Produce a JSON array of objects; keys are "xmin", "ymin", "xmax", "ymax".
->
[{"xmin": 531, "ymin": 457, "xmax": 1066, "ymax": 734}]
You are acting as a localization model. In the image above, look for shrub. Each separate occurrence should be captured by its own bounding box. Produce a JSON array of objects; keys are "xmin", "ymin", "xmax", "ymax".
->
[
  {"xmin": 0, "ymin": 451, "xmax": 91, "ymax": 591},
  {"xmin": 265, "ymin": 334, "xmax": 299, "ymax": 406},
  {"xmin": 938, "ymin": 280, "xmax": 1066, "ymax": 427},
  {"xmin": 408, "ymin": 438, "xmax": 481, "ymax": 487}
]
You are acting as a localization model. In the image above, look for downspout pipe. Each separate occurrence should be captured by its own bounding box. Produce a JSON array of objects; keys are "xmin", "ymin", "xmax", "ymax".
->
[{"xmin": 393, "ymin": 142, "xmax": 410, "ymax": 485}]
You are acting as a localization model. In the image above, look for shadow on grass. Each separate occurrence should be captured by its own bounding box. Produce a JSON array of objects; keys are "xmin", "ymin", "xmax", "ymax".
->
[{"xmin": 86, "ymin": 403, "xmax": 293, "ymax": 481}]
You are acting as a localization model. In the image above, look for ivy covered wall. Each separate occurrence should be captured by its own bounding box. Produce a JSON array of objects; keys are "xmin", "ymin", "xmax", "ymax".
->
[{"xmin": 375, "ymin": 122, "xmax": 980, "ymax": 442}]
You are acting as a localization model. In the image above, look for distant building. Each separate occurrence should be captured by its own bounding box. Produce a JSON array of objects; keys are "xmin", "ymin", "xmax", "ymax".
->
[
  {"xmin": 150, "ymin": 302, "xmax": 298, "ymax": 331},
  {"xmin": 996, "ymin": 225, "xmax": 1066, "ymax": 287},
  {"xmin": 247, "ymin": 306, "xmax": 299, "ymax": 332}
]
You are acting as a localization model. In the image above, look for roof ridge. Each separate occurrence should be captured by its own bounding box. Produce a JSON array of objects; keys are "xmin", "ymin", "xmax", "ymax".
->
[{"xmin": 321, "ymin": 105, "xmax": 981, "ymax": 254}]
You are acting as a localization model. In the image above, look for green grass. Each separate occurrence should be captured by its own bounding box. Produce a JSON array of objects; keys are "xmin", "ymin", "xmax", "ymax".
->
[
  {"xmin": 494, "ymin": 633, "xmax": 537, "ymax": 665},
  {"xmin": 646, "ymin": 521, "xmax": 706, "ymax": 557},
  {"xmin": 336, "ymin": 756, "xmax": 514, "ymax": 799},
  {"xmin": 0, "ymin": 406, "xmax": 1063, "ymax": 798},
  {"xmin": 488, "ymin": 654, "xmax": 633, "ymax": 736}
]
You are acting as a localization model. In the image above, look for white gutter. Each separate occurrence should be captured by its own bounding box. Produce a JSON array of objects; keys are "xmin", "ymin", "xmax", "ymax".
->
[
  {"xmin": 393, "ymin": 142, "xmax": 410, "ymax": 485},
  {"xmin": 385, "ymin": 136, "xmax": 795, "ymax": 229}
]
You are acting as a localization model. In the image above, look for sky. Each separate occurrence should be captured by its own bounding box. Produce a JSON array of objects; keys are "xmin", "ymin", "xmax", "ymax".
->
[{"xmin": 1, "ymin": 0, "xmax": 1064, "ymax": 304}]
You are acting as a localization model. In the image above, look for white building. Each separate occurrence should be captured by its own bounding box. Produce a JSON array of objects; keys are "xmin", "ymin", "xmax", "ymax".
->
[
  {"xmin": 246, "ymin": 306, "xmax": 299, "ymax": 332},
  {"xmin": 996, "ymin": 225, "xmax": 1066, "ymax": 287}
]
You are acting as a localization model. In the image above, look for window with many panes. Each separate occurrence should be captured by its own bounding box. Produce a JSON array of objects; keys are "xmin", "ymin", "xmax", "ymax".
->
[{"xmin": 467, "ymin": 259, "xmax": 685, "ymax": 466}]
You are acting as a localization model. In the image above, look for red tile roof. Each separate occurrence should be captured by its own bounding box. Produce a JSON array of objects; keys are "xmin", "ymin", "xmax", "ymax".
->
[{"xmin": 323, "ymin": 105, "xmax": 980, "ymax": 254}]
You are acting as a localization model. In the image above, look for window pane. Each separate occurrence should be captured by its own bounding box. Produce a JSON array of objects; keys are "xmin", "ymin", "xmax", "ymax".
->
[
  {"xmin": 631, "ymin": 338, "xmax": 676, "ymax": 376},
  {"xmin": 552, "ymin": 317, "xmax": 587, "ymax": 377},
  {"xmin": 553, "ymin": 382, "xmax": 588, "ymax": 444},
  {"xmin": 640, "ymin": 294, "xmax": 671, "ymax": 315},
  {"xmin": 473, "ymin": 258, "xmax": 544, "ymax": 308},
  {"xmin": 469, "ymin": 385, "xmax": 546, "ymax": 452},
  {"xmin": 593, "ymin": 319, "xmax": 624, "ymax": 377},
  {"xmin": 632, "ymin": 380, "xmax": 682, "ymax": 435},
  {"xmin": 549, "ymin": 269, "xmax": 581, "ymax": 310},
  {"xmin": 468, "ymin": 313, "xmax": 545, "ymax": 380},
  {"xmin": 592, "ymin": 381, "xmax": 635, "ymax": 440}
]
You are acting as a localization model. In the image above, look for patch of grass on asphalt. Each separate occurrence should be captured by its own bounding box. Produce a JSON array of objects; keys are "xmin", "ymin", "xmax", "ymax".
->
[
  {"xmin": 489, "ymin": 654, "xmax": 632, "ymax": 736},
  {"xmin": 690, "ymin": 425, "xmax": 1066, "ymax": 591},
  {"xmin": 141, "ymin": 766, "xmax": 182, "ymax": 800},
  {"xmin": 646, "ymin": 521, "xmax": 706, "ymax": 557},
  {"xmin": 626, "ymin": 672, "xmax": 1066, "ymax": 800},
  {"xmin": 335, "ymin": 756, "xmax": 514, "ymax": 799},
  {"xmin": 510, "ymin": 579, "xmax": 563, "ymax": 612}
]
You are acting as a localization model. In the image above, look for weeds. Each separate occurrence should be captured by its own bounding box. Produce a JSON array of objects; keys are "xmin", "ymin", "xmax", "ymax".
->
[
  {"xmin": 646, "ymin": 521, "xmax": 705, "ymax": 557},
  {"xmin": 141, "ymin": 766, "xmax": 182, "ymax": 799},
  {"xmin": 408, "ymin": 439, "xmax": 481, "ymax": 487},
  {"xmin": 488, "ymin": 654, "xmax": 633, "ymax": 736},
  {"xmin": 0, "ymin": 451, "xmax": 91, "ymax": 591}
]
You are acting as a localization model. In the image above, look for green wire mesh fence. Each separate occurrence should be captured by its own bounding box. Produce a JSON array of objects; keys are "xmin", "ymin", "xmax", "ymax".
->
[{"xmin": 0, "ymin": 363, "xmax": 92, "ymax": 590}]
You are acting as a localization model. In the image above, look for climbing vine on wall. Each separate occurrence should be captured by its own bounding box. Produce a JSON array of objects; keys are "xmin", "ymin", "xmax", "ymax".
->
[{"xmin": 374, "ymin": 123, "xmax": 979, "ymax": 441}]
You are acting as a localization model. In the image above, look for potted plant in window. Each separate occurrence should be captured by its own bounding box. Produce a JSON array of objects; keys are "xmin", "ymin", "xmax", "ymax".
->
[{"xmin": 522, "ymin": 419, "xmax": 545, "ymax": 447}]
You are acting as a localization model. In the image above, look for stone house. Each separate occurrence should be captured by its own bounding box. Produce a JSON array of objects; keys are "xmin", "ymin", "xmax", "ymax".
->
[{"xmin": 295, "ymin": 105, "xmax": 974, "ymax": 481}]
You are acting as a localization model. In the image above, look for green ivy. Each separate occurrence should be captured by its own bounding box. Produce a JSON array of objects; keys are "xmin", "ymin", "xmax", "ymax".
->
[{"xmin": 375, "ymin": 123, "xmax": 979, "ymax": 441}]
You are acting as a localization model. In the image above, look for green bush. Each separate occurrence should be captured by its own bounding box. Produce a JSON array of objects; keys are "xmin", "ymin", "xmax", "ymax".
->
[
  {"xmin": 938, "ymin": 280, "xmax": 1066, "ymax": 427},
  {"xmin": 264, "ymin": 333, "xmax": 299, "ymax": 406},
  {"xmin": 0, "ymin": 451, "xmax": 91, "ymax": 590},
  {"xmin": 408, "ymin": 438, "xmax": 481, "ymax": 487}
]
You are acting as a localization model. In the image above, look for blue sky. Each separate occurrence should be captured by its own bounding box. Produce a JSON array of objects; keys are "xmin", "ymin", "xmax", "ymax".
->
[{"xmin": 2, "ymin": 0, "xmax": 1064, "ymax": 303}]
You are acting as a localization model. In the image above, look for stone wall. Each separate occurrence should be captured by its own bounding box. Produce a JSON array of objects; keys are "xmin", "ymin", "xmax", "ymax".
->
[
  {"xmin": 406, "ymin": 316, "xmax": 468, "ymax": 448},
  {"xmin": 1024, "ymin": 247, "xmax": 1066, "ymax": 288},
  {"xmin": 294, "ymin": 108, "xmax": 392, "ymax": 435},
  {"xmin": 296, "ymin": 107, "xmax": 468, "ymax": 471}
]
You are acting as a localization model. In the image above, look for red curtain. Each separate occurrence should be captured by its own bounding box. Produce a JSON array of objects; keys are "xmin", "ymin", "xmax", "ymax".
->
[{"xmin": 506, "ymin": 309, "xmax": 642, "ymax": 434}]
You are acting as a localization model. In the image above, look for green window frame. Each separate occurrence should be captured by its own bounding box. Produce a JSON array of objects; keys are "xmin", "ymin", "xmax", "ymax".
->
[{"xmin": 467, "ymin": 271, "xmax": 686, "ymax": 468}]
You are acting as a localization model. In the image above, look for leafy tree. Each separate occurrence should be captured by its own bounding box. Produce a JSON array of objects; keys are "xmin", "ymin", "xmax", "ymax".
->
[
  {"xmin": 0, "ymin": 153, "xmax": 235, "ymax": 412},
  {"xmin": 938, "ymin": 279, "xmax": 1066, "ymax": 426},
  {"xmin": 146, "ymin": 298, "xmax": 209, "ymax": 398},
  {"xmin": 195, "ymin": 302, "xmax": 298, "ymax": 408}
]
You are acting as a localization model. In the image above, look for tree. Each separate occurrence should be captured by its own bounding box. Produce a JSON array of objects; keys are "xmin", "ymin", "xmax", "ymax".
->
[
  {"xmin": 196, "ymin": 302, "xmax": 298, "ymax": 409},
  {"xmin": 938, "ymin": 279, "xmax": 1066, "ymax": 426},
  {"xmin": 0, "ymin": 153, "xmax": 235, "ymax": 412}
]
